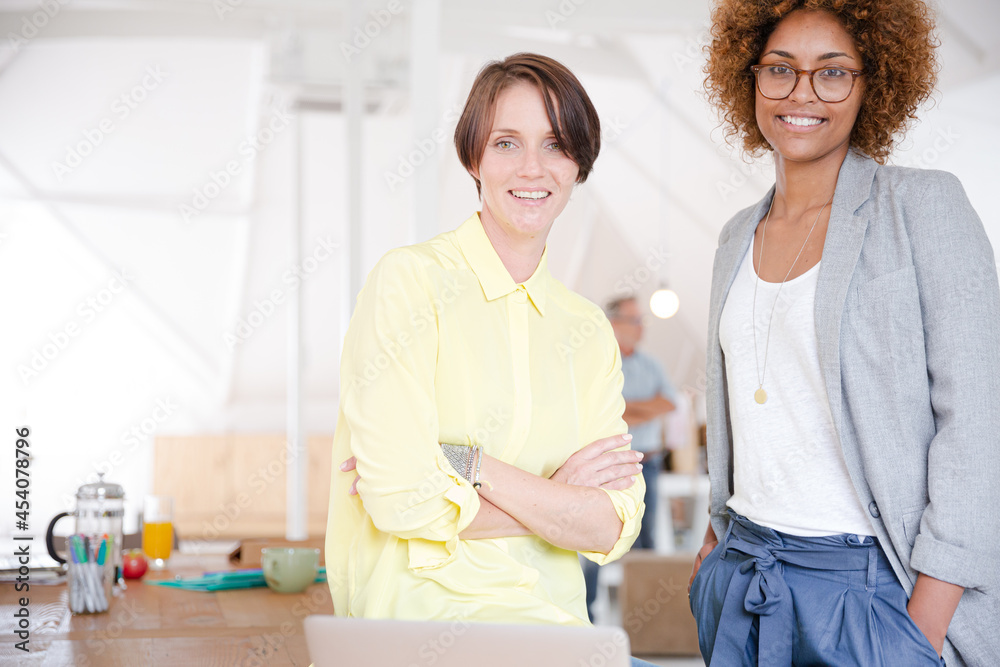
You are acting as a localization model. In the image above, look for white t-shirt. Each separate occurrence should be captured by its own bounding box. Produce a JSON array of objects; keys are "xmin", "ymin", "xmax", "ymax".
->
[{"xmin": 719, "ymin": 244, "xmax": 873, "ymax": 537}]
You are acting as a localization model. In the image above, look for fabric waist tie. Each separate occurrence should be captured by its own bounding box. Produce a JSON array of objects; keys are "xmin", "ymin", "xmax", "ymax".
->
[{"xmin": 711, "ymin": 512, "xmax": 887, "ymax": 666}]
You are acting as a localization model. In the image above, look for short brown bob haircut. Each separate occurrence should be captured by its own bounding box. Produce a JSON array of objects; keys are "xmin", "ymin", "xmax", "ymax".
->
[
  {"xmin": 454, "ymin": 53, "xmax": 601, "ymax": 196},
  {"xmin": 704, "ymin": 0, "xmax": 938, "ymax": 163}
]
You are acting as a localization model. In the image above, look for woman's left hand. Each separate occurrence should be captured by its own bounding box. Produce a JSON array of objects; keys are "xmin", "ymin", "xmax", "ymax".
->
[
  {"xmin": 907, "ymin": 573, "xmax": 964, "ymax": 657},
  {"xmin": 550, "ymin": 434, "xmax": 642, "ymax": 490},
  {"xmin": 340, "ymin": 456, "xmax": 360, "ymax": 495}
]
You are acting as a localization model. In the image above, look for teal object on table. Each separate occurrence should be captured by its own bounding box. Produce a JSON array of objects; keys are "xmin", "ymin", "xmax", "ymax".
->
[{"xmin": 146, "ymin": 567, "xmax": 327, "ymax": 592}]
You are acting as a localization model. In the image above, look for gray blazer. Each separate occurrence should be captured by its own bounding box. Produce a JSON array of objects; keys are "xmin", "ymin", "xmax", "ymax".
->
[{"xmin": 705, "ymin": 150, "xmax": 1000, "ymax": 666}]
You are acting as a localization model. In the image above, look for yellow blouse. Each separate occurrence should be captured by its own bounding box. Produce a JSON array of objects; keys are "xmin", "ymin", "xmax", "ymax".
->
[{"xmin": 326, "ymin": 213, "xmax": 644, "ymax": 625}]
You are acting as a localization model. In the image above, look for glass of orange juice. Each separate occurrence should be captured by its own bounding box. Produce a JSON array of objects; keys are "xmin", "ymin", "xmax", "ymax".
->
[{"xmin": 142, "ymin": 495, "xmax": 174, "ymax": 570}]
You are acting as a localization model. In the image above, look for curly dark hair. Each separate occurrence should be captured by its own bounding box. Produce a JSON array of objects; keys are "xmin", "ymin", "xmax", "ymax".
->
[{"xmin": 704, "ymin": 0, "xmax": 938, "ymax": 163}]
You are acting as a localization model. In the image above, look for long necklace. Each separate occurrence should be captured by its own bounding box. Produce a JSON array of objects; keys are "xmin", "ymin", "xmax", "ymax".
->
[{"xmin": 751, "ymin": 193, "xmax": 834, "ymax": 405}]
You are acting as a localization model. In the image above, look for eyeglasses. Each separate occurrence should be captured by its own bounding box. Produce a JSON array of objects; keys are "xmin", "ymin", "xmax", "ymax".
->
[{"xmin": 750, "ymin": 64, "xmax": 863, "ymax": 103}]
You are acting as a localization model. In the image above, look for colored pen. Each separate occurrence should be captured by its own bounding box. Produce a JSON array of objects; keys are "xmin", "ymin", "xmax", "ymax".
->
[
  {"xmin": 71, "ymin": 535, "xmax": 95, "ymax": 613},
  {"xmin": 67, "ymin": 536, "xmax": 82, "ymax": 612},
  {"xmin": 96, "ymin": 537, "xmax": 108, "ymax": 611}
]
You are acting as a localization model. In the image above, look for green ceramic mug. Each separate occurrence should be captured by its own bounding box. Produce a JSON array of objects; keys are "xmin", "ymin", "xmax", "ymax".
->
[{"xmin": 261, "ymin": 547, "xmax": 320, "ymax": 594}]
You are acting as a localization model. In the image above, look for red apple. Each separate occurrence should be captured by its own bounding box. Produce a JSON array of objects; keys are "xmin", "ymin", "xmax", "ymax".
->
[{"xmin": 122, "ymin": 549, "xmax": 148, "ymax": 579}]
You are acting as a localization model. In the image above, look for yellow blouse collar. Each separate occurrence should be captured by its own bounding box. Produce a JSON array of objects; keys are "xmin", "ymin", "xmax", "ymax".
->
[{"xmin": 455, "ymin": 213, "xmax": 548, "ymax": 316}]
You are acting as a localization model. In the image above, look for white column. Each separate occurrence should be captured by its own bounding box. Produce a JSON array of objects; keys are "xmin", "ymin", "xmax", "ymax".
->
[
  {"xmin": 409, "ymin": 0, "xmax": 442, "ymax": 243},
  {"xmin": 286, "ymin": 98, "xmax": 307, "ymax": 541},
  {"xmin": 346, "ymin": 0, "xmax": 365, "ymax": 309}
]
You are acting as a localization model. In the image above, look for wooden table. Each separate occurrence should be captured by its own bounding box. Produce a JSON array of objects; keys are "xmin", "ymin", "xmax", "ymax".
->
[{"xmin": 0, "ymin": 553, "xmax": 334, "ymax": 666}]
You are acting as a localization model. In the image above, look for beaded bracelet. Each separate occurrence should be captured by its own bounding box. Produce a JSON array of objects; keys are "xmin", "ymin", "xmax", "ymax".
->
[
  {"xmin": 441, "ymin": 443, "xmax": 485, "ymax": 487},
  {"xmin": 472, "ymin": 445, "xmax": 484, "ymax": 489}
]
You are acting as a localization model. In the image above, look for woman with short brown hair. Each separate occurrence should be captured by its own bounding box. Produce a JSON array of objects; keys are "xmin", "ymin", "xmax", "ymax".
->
[
  {"xmin": 454, "ymin": 52, "xmax": 602, "ymax": 197},
  {"xmin": 328, "ymin": 53, "xmax": 649, "ymax": 644}
]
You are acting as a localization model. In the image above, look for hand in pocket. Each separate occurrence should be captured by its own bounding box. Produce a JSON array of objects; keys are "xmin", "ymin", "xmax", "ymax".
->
[{"xmin": 688, "ymin": 540, "xmax": 719, "ymax": 594}]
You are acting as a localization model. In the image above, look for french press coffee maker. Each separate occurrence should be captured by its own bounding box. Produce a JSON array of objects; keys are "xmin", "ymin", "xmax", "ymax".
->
[{"xmin": 45, "ymin": 473, "xmax": 125, "ymax": 587}]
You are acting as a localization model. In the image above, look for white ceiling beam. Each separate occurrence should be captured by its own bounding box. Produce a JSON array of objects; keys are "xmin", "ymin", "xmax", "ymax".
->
[
  {"xmin": 0, "ymin": 4, "xmax": 347, "ymax": 38},
  {"xmin": 440, "ymin": 0, "xmax": 708, "ymax": 34},
  {"xmin": 0, "ymin": 191, "xmax": 250, "ymax": 217},
  {"xmin": 443, "ymin": 29, "xmax": 647, "ymax": 79},
  {"xmin": 0, "ymin": 149, "xmax": 223, "ymax": 390}
]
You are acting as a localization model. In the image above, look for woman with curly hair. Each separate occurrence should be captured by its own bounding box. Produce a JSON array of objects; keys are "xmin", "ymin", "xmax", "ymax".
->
[{"xmin": 688, "ymin": 1, "xmax": 1000, "ymax": 665}]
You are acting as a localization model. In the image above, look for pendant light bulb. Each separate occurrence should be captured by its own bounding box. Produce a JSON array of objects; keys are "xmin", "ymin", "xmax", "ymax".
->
[{"xmin": 650, "ymin": 287, "xmax": 680, "ymax": 319}]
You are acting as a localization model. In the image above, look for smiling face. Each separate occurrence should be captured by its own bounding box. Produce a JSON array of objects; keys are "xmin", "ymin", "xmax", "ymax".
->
[
  {"xmin": 472, "ymin": 81, "xmax": 580, "ymax": 247},
  {"xmin": 755, "ymin": 10, "xmax": 864, "ymax": 167}
]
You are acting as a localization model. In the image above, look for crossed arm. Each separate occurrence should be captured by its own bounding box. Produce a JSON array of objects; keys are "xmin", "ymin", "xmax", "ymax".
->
[{"xmin": 342, "ymin": 434, "xmax": 644, "ymax": 555}]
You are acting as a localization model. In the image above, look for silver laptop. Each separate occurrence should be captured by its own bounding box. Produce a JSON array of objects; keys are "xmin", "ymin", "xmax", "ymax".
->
[{"xmin": 304, "ymin": 615, "xmax": 632, "ymax": 667}]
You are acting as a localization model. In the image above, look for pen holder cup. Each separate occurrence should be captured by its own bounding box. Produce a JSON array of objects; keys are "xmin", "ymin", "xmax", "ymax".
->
[{"xmin": 66, "ymin": 536, "xmax": 114, "ymax": 615}]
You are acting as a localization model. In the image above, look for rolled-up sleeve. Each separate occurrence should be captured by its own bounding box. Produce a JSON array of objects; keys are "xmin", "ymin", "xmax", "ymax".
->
[
  {"xmin": 340, "ymin": 249, "xmax": 480, "ymax": 559},
  {"xmin": 908, "ymin": 173, "xmax": 1000, "ymax": 591},
  {"xmin": 577, "ymin": 316, "xmax": 646, "ymax": 566}
]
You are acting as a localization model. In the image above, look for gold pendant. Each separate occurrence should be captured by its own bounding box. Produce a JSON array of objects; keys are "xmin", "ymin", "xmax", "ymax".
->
[{"xmin": 754, "ymin": 387, "xmax": 768, "ymax": 404}]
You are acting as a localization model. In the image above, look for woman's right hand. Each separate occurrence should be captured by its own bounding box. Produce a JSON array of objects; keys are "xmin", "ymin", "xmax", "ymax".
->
[
  {"xmin": 340, "ymin": 456, "xmax": 360, "ymax": 495},
  {"xmin": 689, "ymin": 539, "xmax": 719, "ymax": 594},
  {"xmin": 549, "ymin": 433, "xmax": 642, "ymax": 490}
]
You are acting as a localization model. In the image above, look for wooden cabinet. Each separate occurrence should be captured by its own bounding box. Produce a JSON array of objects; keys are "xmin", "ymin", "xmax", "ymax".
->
[{"xmin": 153, "ymin": 435, "xmax": 333, "ymax": 540}]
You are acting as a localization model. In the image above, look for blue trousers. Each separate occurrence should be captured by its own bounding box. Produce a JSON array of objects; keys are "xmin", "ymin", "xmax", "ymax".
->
[
  {"xmin": 689, "ymin": 510, "xmax": 944, "ymax": 666},
  {"xmin": 634, "ymin": 453, "xmax": 662, "ymax": 550}
]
